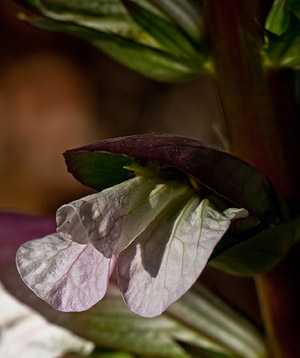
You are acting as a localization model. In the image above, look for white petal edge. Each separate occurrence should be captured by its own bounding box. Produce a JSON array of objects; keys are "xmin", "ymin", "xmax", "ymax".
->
[
  {"xmin": 16, "ymin": 234, "xmax": 116, "ymax": 312},
  {"xmin": 57, "ymin": 176, "xmax": 193, "ymax": 257},
  {"xmin": 0, "ymin": 283, "xmax": 94, "ymax": 358},
  {"xmin": 117, "ymin": 197, "xmax": 248, "ymax": 317}
]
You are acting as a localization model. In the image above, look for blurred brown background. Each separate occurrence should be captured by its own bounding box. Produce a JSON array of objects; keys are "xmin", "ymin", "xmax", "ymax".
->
[
  {"xmin": 0, "ymin": 1, "xmax": 260, "ymax": 327},
  {"xmin": 0, "ymin": 1, "xmax": 222, "ymax": 215}
]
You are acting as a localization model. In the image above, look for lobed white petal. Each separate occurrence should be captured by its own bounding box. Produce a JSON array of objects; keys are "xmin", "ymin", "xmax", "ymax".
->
[
  {"xmin": 117, "ymin": 198, "xmax": 247, "ymax": 317},
  {"xmin": 16, "ymin": 234, "xmax": 116, "ymax": 312}
]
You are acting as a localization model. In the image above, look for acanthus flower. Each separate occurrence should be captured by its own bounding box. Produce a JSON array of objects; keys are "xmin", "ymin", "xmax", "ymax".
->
[{"xmin": 16, "ymin": 173, "xmax": 247, "ymax": 318}]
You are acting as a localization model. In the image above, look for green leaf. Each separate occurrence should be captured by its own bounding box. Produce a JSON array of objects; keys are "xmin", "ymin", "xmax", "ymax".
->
[
  {"xmin": 263, "ymin": 0, "xmax": 300, "ymax": 69},
  {"xmin": 21, "ymin": 16, "xmax": 205, "ymax": 81},
  {"xmin": 178, "ymin": 344, "xmax": 239, "ymax": 358},
  {"xmin": 265, "ymin": 0, "xmax": 290, "ymax": 35},
  {"xmin": 122, "ymin": 0, "xmax": 199, "ymax": 58},
  {"xmin": 23, "ymin": 0, "xmax": 154, "ymax": 45},
  {"xmin": 18, "ymin": 0, "xmax": 211, "ymax": 80},
  {"xmin": 61, "ymin": 288, "xmax": 227, "ymax": 358},
  {"xmin": 89, "ymin": 348, "xmax": 139, "ymax": 358},
  {"xmin": 59, "ymin": 285, "xmax": 267, "ymax": 358},
  {"xmin": 149, "ymin": 0, "xmax": 204, "ymax": 40},
  {"xmin": 169, "ymin": 285, "xmax": 267, "ymax": 358},
  {"xmin": 38, "ymin": 0, "xmax": 127, "ymax": 16},
  {"xmin": 287, "ymin": 0, "xmax": 300, "ymax": 20},
  {"xmin": 210, "ymin": 216, "xmax": 300, "ymax": 276},
  {"xmin": 19, "ymin": 0, "xmax": 200, "ymax": 49},
  {"xmin": 263, "ymin": 13, "xmax": 300, "ymax": 69},
  {"xmin": 39, "ymin": 0, "xmax": 184, "ymax": 23},
  {"xmin": 91, "ymin": 31, "xmax": 205, "ymax": 80},
  {"xmin": 47, "ymin": 13, "xmax": 145, "ymax": 42}
]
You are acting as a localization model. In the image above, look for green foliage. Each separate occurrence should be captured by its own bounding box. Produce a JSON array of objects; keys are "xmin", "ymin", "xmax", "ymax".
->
[
  {"xmin": 59, "ymin": 285, "xmax": 266, "ymax": 358},
  {"xmin": 18, "ymin": 0, "xmax": 210, "ymax": 81},
  {"xmin": 62, "ymin": 289, "xmax": 226, "ymax": 358},
  {"xmin": 178, "ymin": 344, "xmax": 240, "ymax": 358},
  {"xmin": 263, "ymin": 0, "xmax": 300, "ymax": 69},
  {"xmin": 17, "ymin": 0, "xmax": 300, "ymax": 79},
  {"xmin": 122, "ymin": 1, "xmax": 199, "ymax": 58},
  {"xmin": 89, "ymin": 348, "xmax": 140, "ymax": 358},
  {"xmin": 168, "ymin": 286, "xmax": 266, "ymax": 358},
  {"xmin": 265, "ymin": 0, "xmax": 290, "ymax": 35},
  {"xmin": 148, "ymin": 0, "xmax": 204, "ymax": 40},
  {"xmin": 210, "ymin": 216, "xmax": 300, "ymax": 276}
]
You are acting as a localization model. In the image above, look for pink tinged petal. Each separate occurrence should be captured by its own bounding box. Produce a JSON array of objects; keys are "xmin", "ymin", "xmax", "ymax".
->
[
  {"xmin": 118, "ymin": 198, "xmax": 248, "ymax": 318},
  {"xmin": 16, "ymin": 234, "xmax": 116, "ymax": 312},
  {"xmin": 57, "ymin": 176, "xmax": 192, "ymax": 258}
]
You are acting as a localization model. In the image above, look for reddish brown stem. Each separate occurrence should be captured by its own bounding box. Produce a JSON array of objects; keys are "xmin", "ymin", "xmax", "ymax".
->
[
  {"xmin": 256, "ymin": 244, "xmax": 300, "ymax": 357},
  {"xmin": 203, "ymin": 0, "xmax": 300, "ymax": 356}
]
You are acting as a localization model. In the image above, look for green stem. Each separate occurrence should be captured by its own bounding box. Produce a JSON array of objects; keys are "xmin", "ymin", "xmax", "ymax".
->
[{"xmin": 203, "ymin": 0, "xmax": 300, "ymax": 356}]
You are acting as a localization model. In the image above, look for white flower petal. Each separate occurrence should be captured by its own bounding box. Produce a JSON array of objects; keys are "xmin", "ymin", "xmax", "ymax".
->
[
  {"xmin": 0, "ymin": 283, "xmax": 94, "ymax": 358},
  {"xmin": 118, "ymin": 198, "xmax": 247, "ymax": 317},
  {"xmin": 16, "ymin": 234, "xmax": 116, "ymax": 312},
  {"xmin": 57, "ymin": 176, "xmax": 192, "ymax": 257}
]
